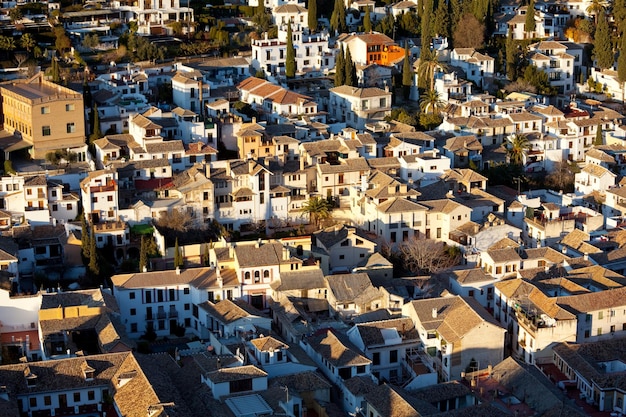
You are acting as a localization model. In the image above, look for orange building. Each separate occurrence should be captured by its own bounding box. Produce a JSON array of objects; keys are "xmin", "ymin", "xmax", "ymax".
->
[{"xmin": 339, "ymin": 32, "xmax": 405, "ymax": 66}]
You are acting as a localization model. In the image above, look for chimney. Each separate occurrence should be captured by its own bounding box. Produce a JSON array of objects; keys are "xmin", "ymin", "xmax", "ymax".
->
[
  {"xmin": 583, "ymin": 252, "xmax": 589, "ymax": 261},
  {"xmin": 216, "ymin": 268, "xmax": 223, "ymax": 288},
  {"xmin": 283, "ymin": 247, "xmax": 290, "ymax": 261},
  {"xmin": 299, "ymin": 157, "xmax": 305, "ymax": 171},
  {"xmin": 204, "ymin": 161, "xmax": 211, "ymax": 178},
  {"xmin": 561, "ymin": 246, "xmax": 567, "ymax": 254},
  {"xmin": 432, "ymin": 308, "xmax": 438, "ymax": 318},
  {"xmin": 226, "ymin": 162, "xmax": 231, "ymax": 177},
  {"xmin": 252, "ymin": 117, "xmax": 257, "ymax": 124},
  {"xmin": 176, "ymin": 267, "xmax": 181, "ymax": 275},
  {"xmin": 143, "ymin": 266, "xmax": 147, "ymax": 273},
  {"xmin": 255, "ymin": 238, "xmax": 262, "ymax": 248}
]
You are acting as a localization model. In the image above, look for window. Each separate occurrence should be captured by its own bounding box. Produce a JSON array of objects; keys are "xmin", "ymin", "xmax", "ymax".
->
[
  {"xmin": 599, "ymin": 311, "xmax": 604, "ymax": 319},
  {"xmin": 42, "ymin": 126, "xmax": 51, "ymax": 136},
  {"xmin": 372, "ymin": 352, "xmax": 380, "ymax": 365},
  {"xmin": 52, "ymin": 204, "xmax": 58, "ymax": 212},
  {"xmin": 130, "ymin": 308, "xmax": 136, "ymax": 316},
  {"xmin": 597, "ymin": 328, "xmax": 603, "ymax": 336},
  {"xmin": 41, "ymin": 106, "xmax": 50, "ymax": 114},
  {"xmin": 66, "ymin": 104, "xmax": 75, "ymax": 111},
  {"xmin": 129, "ymin": 292, "xmax": 136, "ymax": 299},
  {"xmin": 184, "ymin": 303, "xmax": 190, "ymax": 310},
  {"xmin": 390, "ymin": 350, "xmax": 398, "ymax": 363},
  {"xmin": 30, "ymin": 398, "xmax": 37, "ymax": 407},
  {"xmin": 44, "ymin": 396, "xmax": 51, "ymax": 406},
  {"xmin": 130, "ymin": 323, "xmax": 137, "ymax": 332},
  {"xmin": 184, "ymin": 287, "xmax": 190, "ymax": 295},
  {"xmin": 67, "ymin": 203, "xmax": 72, "ymax": 210},
  {"xmin": 73, "ymin": 392, "xmax": 81, "ymax": 402},
  {"xmin": 67, "ymin": 123, "xmax": 76, "ymax": 134},
  {"xmin": 87, "ymin": 391, "xmax": 95, "ymax": 401}
]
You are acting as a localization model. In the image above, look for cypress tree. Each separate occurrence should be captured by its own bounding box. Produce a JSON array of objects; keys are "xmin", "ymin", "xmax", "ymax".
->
[
  {"xmin": 174, "ymin": 238, "xmax": 182, "ymax": 268},
  {"xmin": 88, "ymin": 227, "xmax": 99, "ymax": 277},
  {"xmin": 363, "ymin": 7, "xmax": 372, "ymax": 33},
  {"xmin": 595, "ymin": 123, "xmax": 603, "ymax": 146},
  {"xmin": 345, "ymin": 46, "xmax": 356, "ymax": 87},
  {"xmin": 433, "ymin": 0, "xmax": 450, "ymax": 38},
  {"xmin": 506, "ymin": 30, "xmax": 517, "ymax": 81},
  {"xmin": 285, "ymin": 23, "xmax": 296, "ymax": 78},
  {"xmin": 51, "ymin": 58, "xmax": 60, "ymax": 83},
  {"xmin": 202, "ymin": 243, "xmax": 210, "ymax": 266},
  {"xmin": 335, "ymin": 47, "xmax": 345, "ymax": 86},
  {"xmin": 81, "ymin": 214, "xmax": 89, "ymax": 259},
  {"xmin": 617, "ymin": 33, "xmax": 626, "ymax": 102},
  {"xmin": 330, "ymin": 0, "xmax": 346, "ymax": 34},
  {"xmin": 421, "ymin": 0, "xmax": 434, "ymax": 52},
  {"xmin": 91, "ymin": 104, "xmax": 102, "ymax": 141},
  {"xmin": 139, "ymin": 235, "xmax": 148, "ymax": 272},
  {"xmin": 594, "ymin": 14, "xmax": 614, "ymax": 69},
  {"xmin": 308, "ymin": 0, "xmax": 317, "ymax": 32},
  {"xmin": 402, "ymin": 43, "xmax": 412, "ymax": 99},
  {"xmin": 525, "ymin": 0, "xmax": 536, "ymax": 35}
]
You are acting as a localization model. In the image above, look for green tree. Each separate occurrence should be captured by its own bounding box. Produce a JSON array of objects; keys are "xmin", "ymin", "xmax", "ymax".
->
[
  {"xmin": 330, "ymin": 0, "xmax": 346, "ymax": 34},
  {"xmin": 433, "ymin": 0, "xmax": 450, "ymax": 38},
  {"xmin": 421, "ymin": 0, "xmax": 434, "ymax": 51},
  {"xmin": 418, "ymin": 49, "xmax": 446, "ymax": 90},
  {"xmin": 402, "ymin": 43, "xmax": 413, "ymax": 100},
  {"xmin": 90, "ymin": 104, "xmax": 102, "ymax": 142},
  {"xmin": 506, "ymin": 133, "xmax": 531, "ymax": 166},
  {"xmin": 595, "ymin": 123, "xmax": 603, "ymax": 146},
  {"xmin": 82, "ymin": 33, "xmax": 100, "ymax": 51},
  {"xmin": 202, "ymin": 243, "xmax": 210, "ymax": 266},
  {"xmin": 523, "ymin": 64, "xmax": 554, "ymax": 95},
  {"xmin": 586, "ymin": 0, "xmax": 608, "ymax": 25},
  {"xmin": 51, "ymin": 58, "xmax": 60, "ymax": 83},
  {"xmin": 301, "ymin": 197, "xmax": 332, "ymax": 228},
  {"xmin": 81, "ymin": 215, "xmax": 90, "ymax": 259},
  {"xmin": 594, "ymin": 13, "xmax": 613, "ymax": 69},
  {"xmin": 525, "ymin": 0, "xmax": 536, "ymax": 35},
  {"xmin": 419, "ymin": 89, "xmax": 445, "ymax": 114},
  {"xmin": 618, "ymin": 33, "xmax": 626, "ymax": 103},
  {"xmin": 376, "ymin": 13, "xmax": 396, "ymax": 37},
  {"xmin": 506, "ymin": 30, "xmax": 517, "ymax": 80},
  {"xmin": 139, "ymin": 235, "xmax": 148, "ymax": 272},
  {"xmin": 88, "ymin": 227, "xmax": 99, "ymax": 277},
  {"xmin": 9, "ymin": 8, "xmax": 22, "ymax": 23},
  {"xmin": 335, "ymin": 46, "xmax": 345, "ymax": 86},
  {"xmin": 345, "ymin": 46, "xmax": 357, "ymax": 87},
  {"xmin": 54, "ymin": 26, "xmax": 71, "ymax": 55},
  {"xmin": 308, "ymin": 0, "xmax": 318, "ymax": 32},
  {"xmin": 174, "ymin": 238, "xmax": 183, "ymax": 268},
  {"xmin": 285, "ymin": 23, "xmax": 296, "ymax": 78},
  {"xmin": 19, "ymin": 34, "xmax": 35, "ymax": 53},
  {"xmin": 363, "ymin": 7, "xmax": 372, "ymax": 33}
]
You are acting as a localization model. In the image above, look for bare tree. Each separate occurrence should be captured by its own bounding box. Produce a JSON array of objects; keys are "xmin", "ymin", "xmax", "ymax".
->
[
  {"xmin": 545, "ymin": 160, "xmax": 576, "ymax": 193},
  {"xmin": 156, "ymin": 209, "xmax": 193, "ymax": 232},
  {"xmin": 14, "ymin": 52, "xmax": 27, "ymax": 68},
  {"xmin": 397, "ymin": 238, "xmax": 461, "ymax": 275}
]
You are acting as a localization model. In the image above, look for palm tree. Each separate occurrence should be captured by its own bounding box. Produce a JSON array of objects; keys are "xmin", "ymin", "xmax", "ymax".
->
[
  {"xmin": 506, "ymin": 133, "xmax": 531, "ymax": 166},
  {"xmin": 586, "ymin": 0, "xmax": 608, "ymax": 24},
  {"xmin": 301, "ymin": 197, "xmax": 332, "ymax": 228},
  {"xmin": 419, "ymin": 89, "xmax": 446, "ymax": 115},
  {"xmin": 417, "ymin": 49, "xmax": 447, "ymax": 90}
]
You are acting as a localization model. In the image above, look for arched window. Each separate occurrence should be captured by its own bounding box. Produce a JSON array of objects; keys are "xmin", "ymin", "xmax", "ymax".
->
[
  {"xmin": 263, "ymin": 270, "xmax": 270, "ymax": 279},
  {"xmin": 254, "ymin": 271, "xmax": 260, "ymax": 282},
  {"xmin": 244, "ymin": 271, "xmax": 250, "ymax": 280}
]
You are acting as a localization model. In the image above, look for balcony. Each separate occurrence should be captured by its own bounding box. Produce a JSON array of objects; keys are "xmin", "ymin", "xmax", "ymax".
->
[
  {"xmin": 168, "ymin": 310, "xmax": 178, "ymax": 319},
  {"xmin": 157, "ymin": 311, "xmax": 167, "ymax": 319}
]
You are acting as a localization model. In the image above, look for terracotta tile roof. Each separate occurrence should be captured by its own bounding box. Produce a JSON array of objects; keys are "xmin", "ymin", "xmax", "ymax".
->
[
  {"xmin": 330, "ymin": 85, "xmax": 390, "ymax": 99},
  {"xmin": 444, "ymin": 135, "xmax": 483, "ymax": 152},
  {"xmin": 556, "ymin": 285, "xmax": 626, "ymax": 314},
  {"xmin": 111, "ymin": 266, "xmax": 222, "ymax": 289},
  {"xmin": 234, "ymin": 242, "xmax": 283, "ymax": 268},
  {"xmin": 343, "ymin": 375, "xmax": 378, "ymax": 395},
  {"xmin": 585, "ymin": 148, "xmax": 615, "ymax": 163},
  {"xmin": 271, "ymin": 269, "xmax": 326, "ymax": 291},
  {"xmin": 305, "ymin": 328, "xmax": 371, "ymax": 367},
  {"xmin": 450, "ymin": 268, "xmax": 493, "ymax": 284},
  {"xmin": 486, "ymin": 247, "xmax": 522, "ymax": 263},
  {"xmin": 325, "ymin": 272, "xmax": 382, "ymax": 304},
  {"xmin": 355, "ymin": 317, "xmax": 419, "ymax": 347},
  {"xmin": 198, "ymin": 299, "xmax": 266, "ymax": 324},
  {"xmin": 411, "ymin": 380, "xmax": 472, "ymax": 404},
  {"xmin": 250, "ymin": 336, "xmax": 288, "ymax": 352},
  {"xmin": 205, "ymin": 364, "xmax": 267, "ymax": 383},
  {"xmin": 408, "ymin": 296, "xmax": 502, "ymax": 342},
  {"xmin": 364, "ymin": 383, "xmax": 438, "ymax": 417},
  {"xmin": 268, "ymin": 371, "xmax": 332, "ymax": 393},
  {"xmin": 0, "ymin": 352, "xmax": 161, "ymax": 417}
]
